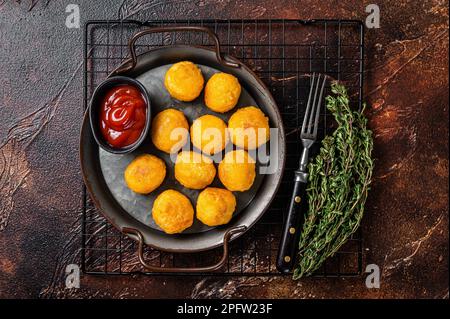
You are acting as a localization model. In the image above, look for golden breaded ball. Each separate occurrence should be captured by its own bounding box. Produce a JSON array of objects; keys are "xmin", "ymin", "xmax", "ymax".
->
[
  {"xmin": 204, "ymin": 73, "xmax": 241, "ymax": 113},
  {"xmin": 152, "ymin": 189, "xmax": 194, "ymax": 234},
  {"xmin": 151, "ymin": 109, "xmax": 189, "ymax": 154},
  {"xmin": 164, "ymin": 61, "xmax": 204, "ymax": 101},
  {"xmin": 175, "ymin": 151, "xmax": 216, "ymax": 190},
  {"xmin": 228, "ymin": 106, "xmax": 270, "ymax": 150},
  {"xmin": 196, "ymin": 187, "xmax": 236, "ymax": 226},
  {"xmin": 190, "ymin": 115, "xmax": 229, "ymax": 155},
  {"xmin": 218, "ymin": 150, "xmax": 256, "ymax": 192},
  {"xmin": 124, "ymin": 154, "xmax": 166, "ymax": 194}
]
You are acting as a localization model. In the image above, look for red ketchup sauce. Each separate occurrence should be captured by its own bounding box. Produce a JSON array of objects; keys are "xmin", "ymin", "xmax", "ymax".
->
[{"xmin": 99, "ymin": 85, "xmax": 147, "ymax": 148}]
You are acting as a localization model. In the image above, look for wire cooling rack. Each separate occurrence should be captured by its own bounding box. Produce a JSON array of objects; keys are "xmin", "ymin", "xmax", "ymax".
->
[{"xmin": 82, "ymin": 19, "xmax": 364, "ymax": 276}]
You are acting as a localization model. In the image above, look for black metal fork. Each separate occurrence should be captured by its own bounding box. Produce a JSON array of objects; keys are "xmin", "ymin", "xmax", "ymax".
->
[{"xmin": 276, "ymin": 73, "xmax": 327, "ymax": 273}]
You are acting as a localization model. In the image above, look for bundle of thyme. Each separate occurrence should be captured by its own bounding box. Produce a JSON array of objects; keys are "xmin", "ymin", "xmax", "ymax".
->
[{"xmin": 293, "ymin": 82, "xmax": 374, "ymax": 279}]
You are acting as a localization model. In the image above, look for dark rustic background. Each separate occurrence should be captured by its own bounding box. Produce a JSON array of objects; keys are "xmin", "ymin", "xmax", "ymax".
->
[{"xmin": 0, "ymin": 0, "xmax": 448, "ymax": 299}]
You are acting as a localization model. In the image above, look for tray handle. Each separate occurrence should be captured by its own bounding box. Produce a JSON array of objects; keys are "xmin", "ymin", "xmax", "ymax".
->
[
  {"xmin": 122, "ymin": 225, "xmax": 247, "ymax": 273},
  {"xmin": 115, "ymin": 26, "xmax": 240, "ymax": 74}
]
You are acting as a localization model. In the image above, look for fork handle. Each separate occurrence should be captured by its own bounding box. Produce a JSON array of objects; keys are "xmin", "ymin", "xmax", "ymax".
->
[{"xmin": 276, "ymin": 171, "xmax": 308, "ymax": 273}]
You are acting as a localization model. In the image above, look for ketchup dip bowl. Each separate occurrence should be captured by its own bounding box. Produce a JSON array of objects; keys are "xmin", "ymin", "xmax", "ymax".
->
[{"xmin": 89, "ymin": 76, "xmax": 151, "ymax": 154}]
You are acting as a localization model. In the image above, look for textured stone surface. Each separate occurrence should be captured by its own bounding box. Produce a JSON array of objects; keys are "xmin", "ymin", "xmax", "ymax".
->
[{"xmin": 0, "ymin": 0, "xmax": 448, "ymax": 298}]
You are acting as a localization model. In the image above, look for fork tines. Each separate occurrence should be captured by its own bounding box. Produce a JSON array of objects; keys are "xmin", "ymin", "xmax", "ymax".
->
[{"xmin": 301, "ymin": 73, "xmax": 327, "ymax": 139}]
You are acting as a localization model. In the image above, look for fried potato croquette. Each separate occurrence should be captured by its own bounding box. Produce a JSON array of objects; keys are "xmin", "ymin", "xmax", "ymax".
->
[
  {"xmin": 152, "ymin": 189, "xmax": 194, "ymax": 234},
  {"xmin": 190, "ymin": 115, "xmax": 229, "ymax": 155},
  {"xmin": 151, "ymin": 108, "xmax": 189, "ymax": 154},
  {"xmin": 204, "ymin": 72, "xmax": 241, "ymax": 113},
  {"xmin": 124, "ymin": 154, "xmax": 166, "ymax": 194},
  {"xmin": 174, "ymin": 151, "xmax": 216, "ymax": 189},
  {"xmin": 196, "ymin": 187, "xmax": 236, "ymax": 226},
  {"xmin": 164, "ymin": 61, "xmax": 204, "ymax": 101},
  {"xmin": 228, "ymin": 106, "xmax": 270, "ymax": 150},
  {"xmin": 218, "ymin": 150, "xmax": 256, "ymax": 192}
]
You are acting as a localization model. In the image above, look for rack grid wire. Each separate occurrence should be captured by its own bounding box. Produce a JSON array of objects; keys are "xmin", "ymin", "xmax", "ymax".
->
[{"xmin": 82, "ymin": 19, "xmax": 364, "ymax": 277}]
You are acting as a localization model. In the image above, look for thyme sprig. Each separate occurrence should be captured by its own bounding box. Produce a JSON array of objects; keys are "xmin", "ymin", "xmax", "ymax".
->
[{"xmin": 293, "ymin": 82, "xmax": 374, "ymax": 279}]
